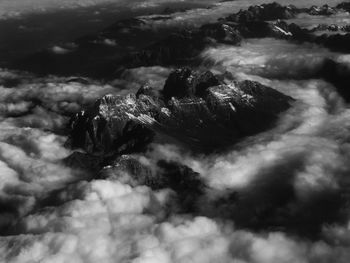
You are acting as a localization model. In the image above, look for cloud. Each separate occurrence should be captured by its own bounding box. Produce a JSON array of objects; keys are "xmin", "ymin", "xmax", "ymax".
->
[
  {"xmin": 2, "ymin": 200, "xmax": 350, "ymax": 263},
  {"xmin": 287, "ymin": 12, "xmax": 350, "ymax": 31},
  {"xmin": 0, "ymin": 64, "xmax": 177, "ymax": 237},
  {"xmin": 1, "ymin": 2, "xmax": 350, "ymax": 262},
  {"xmin": 200, "ymin": 38, "xmax": 339, "ymax": 79},
  {"xmin": 133, "ymin": 74, "xmax": 350, "ymax": 241},
  {"xmin": 0, "ymin": 70, "xmax": 127, "ymax": 232},
  {"xmin": 112, "ymin": 66, "xmax": 172, "ymax": 94}
]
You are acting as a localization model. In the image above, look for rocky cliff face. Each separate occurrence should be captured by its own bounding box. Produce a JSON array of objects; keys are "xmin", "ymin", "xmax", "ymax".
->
[
  {"xmin": 68, "ymin": 68, "xmax": 293, "ymax": 155},
  {"xmin": 225, "ymin": 2, "xmax": 298, "ymax": 22},
  {"xmin": 98, "ymin": 155, "xmax": 206, "ymax": 213}
]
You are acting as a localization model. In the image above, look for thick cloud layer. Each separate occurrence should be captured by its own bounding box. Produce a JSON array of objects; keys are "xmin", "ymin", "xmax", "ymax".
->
[
  {"xmin": 2, "ymin": 1, "xmax": 350, "ymax": 263},
  {"xmin": 200, "ymin": 39, "xmax": 338, "ymax": 78},
  {"xmin": 1, "ymin": 45, "xmax": 350, "ymax": 263},
  {"xmin": 0, "ymin": 65, "xmax": 172, "ymax": 230}
]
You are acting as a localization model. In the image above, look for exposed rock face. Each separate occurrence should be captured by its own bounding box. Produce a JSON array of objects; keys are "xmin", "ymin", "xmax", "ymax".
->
[
  {"xmin": 69, "ymin": 68, "xmax": 293, "ymax": 154},
  {"xmin": 136, "ymin": 85, "xmax": 161, "ymax": 99},
  {"xmin": 233, "ymin": 20, "xmax": 295, "ymax": 39},
  {"xmin": 224, "ymin": 2, "xmax": 339, "ymax": 23},
  {"xmin": 163, "ymin": 68, "xmax": 220, "ymax": 100},
  {"xmin": 307, "ymin": 5, "xmax": 336, "ymax": 16},
  {"xmin": 311, "ymin": 24, "xmax": 350, "ymax": 33},
  {"xmin": 225, "ymin": 3, "xmax": 298, "ymax": 23},
  {"xmin": 100, "ymin": 156, "xmax": 206, "ymax": 212},
  {"xmin": 238, "ymin": 19, "xmax": 350, "ymax": 53},
  {"xmin": 63, "ymin": 151, "xmax": 104, "ymax": 173},
  {"xmin": 156, "ymin": 160, "xmax": 206, "ymax": 212},
  {"xmin": 68, "ymin": 94, "xmax": 158, "ymax": 155},
  {"xmin": 200, "ymin": 23, "xmax": 243, "ymax": 45},
  {"xmin": 160, "ymin": 80, "xmax": 293, "ymax": 150},
  {"xmin": 99, "ymin": 155, "xmax": 157, "ymax": 187},
  {"xmin": 219, "ymin": 2, "xmax": 350, "ymax": 53}
]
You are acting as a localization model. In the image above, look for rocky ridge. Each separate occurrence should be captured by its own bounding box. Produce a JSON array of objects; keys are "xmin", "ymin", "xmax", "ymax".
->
[
  {"xmin": 65, "ymin": 67, "xmax": 293, "ymax": 213},
  {"xmin": 68, "ymin": 68, "xmax": 293, "ymax": 156}
]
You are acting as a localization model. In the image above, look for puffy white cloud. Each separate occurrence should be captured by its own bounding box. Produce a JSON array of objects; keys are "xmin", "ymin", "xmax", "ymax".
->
[
  {"xmin": 200, "ymin": 39, "xmax": 339, "ymax": 79},
  {"xmin": 2, "ymin": 2, "xmax": 350, "ymax": 262},
  {"xmin": 0, "ymin": 71, "xmax": 125, "ymax": 229},
  {"xmin": 112, "ymin": 66, "xmax": 172, "ymax": 93},
  {"xmin": 127, "ymin": 70, "xmax": 350, "ymax": 262}
]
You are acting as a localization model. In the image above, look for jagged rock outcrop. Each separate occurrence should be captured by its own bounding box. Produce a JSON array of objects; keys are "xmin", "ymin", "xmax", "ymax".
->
[
  {"xmin": 136, "ymin": 84, "xmax": 161, "ymax": 99},
  {"xmin": 307, "ymin": 5, "xmax": 336, "ymax": 16},
  {"xmin": 311, "ymin": 24, "xmax": 350, "ymax": 33},
  {"xmin": 163, "ymin": 68, "xmax": 220, "ymax": 100},
  {"xmin": 234, "ymin": 20, "xmax": 295, "ymax": 39},
  {"xmin": 239, "ymin": 19, "xmax": 350, "ymax": 53},
  {"xmin": 219, "ymin": 2, "xmax": 350, "ymax": 53},
  {"xmin": 200, "ymin": 23, "xmax": 243, "ymax": 45},
  {"xmin": 68, "ymin": 68, "xmax": 293, "ymax": 154},
  {"xmin": 225, "ymin": 2, "xmax": 298, "ymax": 22},
  {"xmin": 68, "ymin": 93, "xmax": 159, "ymax": 155},
  {"xmin": 224, "ymin": 2, "xmax": 339, "ymax": 23},
  {"xmin": 99, "ymin": 155, "xmax": 157, "ymax": 187},
  {"xmin": 66, "ymin": 65, "xmax": 294, "ymax": 210},
  {"xmin": 63, "ymin": 151, "xmax": 104, "ymax": 172},
  {"xmin": 100, "ymin": 156, "xmax": 204, "ymax": 192},
  {"xmin": 100, "ymin": 156, "xmax": 206, "ymax": 212}
]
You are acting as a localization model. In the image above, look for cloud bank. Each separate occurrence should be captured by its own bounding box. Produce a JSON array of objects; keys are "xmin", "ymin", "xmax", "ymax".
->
[{"xmin": 1, "ymin": 1, "xmax": 350, "ymax": 263}]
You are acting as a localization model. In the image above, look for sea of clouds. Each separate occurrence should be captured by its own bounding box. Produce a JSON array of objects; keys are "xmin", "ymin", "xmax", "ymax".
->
[{"xmin": 1, "ymin": 1, "xmax": 350, "ymax": 263}]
